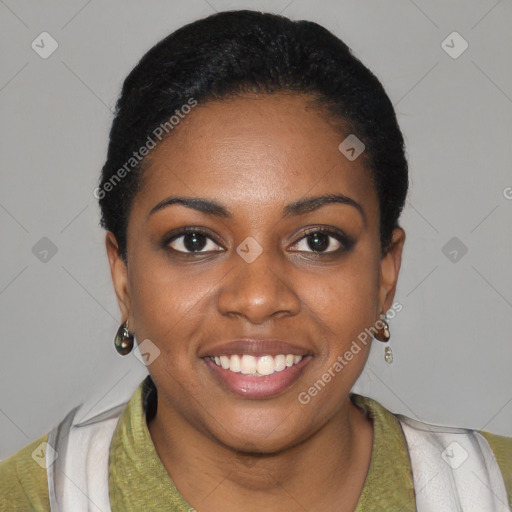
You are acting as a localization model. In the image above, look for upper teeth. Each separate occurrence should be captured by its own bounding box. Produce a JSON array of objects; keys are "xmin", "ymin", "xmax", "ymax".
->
[{"xmin": 210, "ymin": 354, "xmax": 303, "ymax": 376}]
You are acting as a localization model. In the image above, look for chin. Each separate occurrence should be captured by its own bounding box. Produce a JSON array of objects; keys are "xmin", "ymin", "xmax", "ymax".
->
[{"xmin": 200, "ymin": 401, "xmax": 314, "ymax": 454}]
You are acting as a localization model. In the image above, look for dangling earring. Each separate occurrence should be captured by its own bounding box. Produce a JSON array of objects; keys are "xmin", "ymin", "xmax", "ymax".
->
[
  {"xmin": 374, "ymin": 312, "xmax": 393, "ymax": 364},
  {"xmin": 115, "ymin": 320, "xmax": 134, "ymax": 356}
]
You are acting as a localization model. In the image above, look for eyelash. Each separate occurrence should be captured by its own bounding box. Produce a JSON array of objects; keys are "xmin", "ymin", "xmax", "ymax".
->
[{"xmin": 162, "ymin": 226, "xmax": 355, "ymax": 256}]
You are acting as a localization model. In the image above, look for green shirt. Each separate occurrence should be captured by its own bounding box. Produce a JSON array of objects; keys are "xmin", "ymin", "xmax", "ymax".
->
[{"xmin": 1, "ymin": 376, "xmax": 511, "ymax": 511}]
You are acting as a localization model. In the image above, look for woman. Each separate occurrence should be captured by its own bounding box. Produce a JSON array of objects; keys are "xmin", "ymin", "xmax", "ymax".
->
[{"xmin": 1, "ymin": 9, "xmax": 510, "ymax": 512}]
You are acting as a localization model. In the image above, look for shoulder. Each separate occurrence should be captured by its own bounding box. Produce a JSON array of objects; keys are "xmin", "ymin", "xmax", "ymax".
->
[
  {"xmin": 478, "ymin": 429, "xmax": 512, "ymax": 505},
  {"xmin": 353, "ymin": 394, "xmax": 512, "ymax": 507},
  {"xmin": 397, "ymin": 414, "xmax": 512, "ymax": 507},
  {"xmin": 0, "ymin": 433, "xmax": 51, "ymax": 512},
  {"xmin": 478, "ymin": 429, "xmax": 512, "ymax": 461}
]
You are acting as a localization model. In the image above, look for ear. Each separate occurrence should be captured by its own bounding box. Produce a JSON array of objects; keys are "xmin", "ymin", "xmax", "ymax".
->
[
  {"xmin": 105, "ymin": 232, "xmax": 132, "ymax": 325},
  {"xmin": 378, "ymin": 227, "xmax": 406, "ymax": 315}
]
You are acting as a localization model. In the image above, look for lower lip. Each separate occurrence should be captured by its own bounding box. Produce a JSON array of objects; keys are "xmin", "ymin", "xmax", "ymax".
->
[{"xmin": 203, "ymin": 356, "xmax": 312, "ymax": 399}]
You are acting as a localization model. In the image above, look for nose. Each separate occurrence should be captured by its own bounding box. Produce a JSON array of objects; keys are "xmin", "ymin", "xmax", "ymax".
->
[{"xmin": 216, "ymin": 245, "xmax": 301, "ymax": 324}]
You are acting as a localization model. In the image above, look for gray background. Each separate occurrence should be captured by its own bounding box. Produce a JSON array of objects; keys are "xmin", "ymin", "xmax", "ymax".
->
[{"xmin": 1, "ymin": 0, "xmax": 511, "ymax": 461}]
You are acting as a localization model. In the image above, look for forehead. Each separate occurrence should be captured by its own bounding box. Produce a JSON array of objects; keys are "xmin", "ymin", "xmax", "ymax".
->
[{"xmin": 134, "ymin": 92, "xmax": 377, "ymax": 219}]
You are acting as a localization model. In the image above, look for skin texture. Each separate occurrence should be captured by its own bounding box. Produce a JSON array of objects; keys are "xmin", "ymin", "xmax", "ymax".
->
[{"xmin": 106, "ymin": 92, "xmax": 405, "ymax": 511}]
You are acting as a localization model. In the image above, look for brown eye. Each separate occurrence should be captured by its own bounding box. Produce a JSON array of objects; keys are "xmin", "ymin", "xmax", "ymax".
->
[
  {"xmin": 289, "ymin": 228, "xmax": 355, "ymax": 254},
  {"xmin": 166, "ymin": 229, "xmax": 223, "ymax": 254},
  {"xmin": 293, "ymin": 232, "xmax": 340, "ymax": 253}
]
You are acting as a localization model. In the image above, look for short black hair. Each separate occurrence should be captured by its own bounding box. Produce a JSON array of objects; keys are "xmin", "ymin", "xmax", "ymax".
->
[{"xmin": 97, "ymin": 9, "xmax": 408, "ymax": 261}]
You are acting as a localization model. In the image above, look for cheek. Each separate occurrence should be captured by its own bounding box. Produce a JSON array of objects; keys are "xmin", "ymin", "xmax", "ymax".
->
[
  {"xmin": 128, "ymin": 255, "xmax": 209, "ymax": 347},
  {"xmin": 305, "ymin": 256, "xmax": 381, "ymax": 340}
]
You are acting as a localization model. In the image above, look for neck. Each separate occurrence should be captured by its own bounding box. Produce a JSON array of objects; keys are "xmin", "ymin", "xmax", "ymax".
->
[{"xmin": 147, "ymin": 394, "xmax": 374, "ymax": 511}]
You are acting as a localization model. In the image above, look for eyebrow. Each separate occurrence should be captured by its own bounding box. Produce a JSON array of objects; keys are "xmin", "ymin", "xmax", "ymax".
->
[{"xmin": 147, "ymin": 193, "xmax": 366, "ymax": 224}]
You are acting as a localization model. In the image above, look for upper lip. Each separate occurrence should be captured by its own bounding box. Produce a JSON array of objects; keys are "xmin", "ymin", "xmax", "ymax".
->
[{"xmin": 200, "ymin": 338, "xmax": 312, "ymax": 358}]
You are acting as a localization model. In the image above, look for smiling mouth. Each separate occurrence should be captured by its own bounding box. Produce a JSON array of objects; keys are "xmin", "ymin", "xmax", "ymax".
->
[
  {"xmin": 203, "ymin": 352, "xmax": 312, "ymax": 398},
  {"xmin": 208, "ymin": 354, "xmax": 304, "ymax": 377}
]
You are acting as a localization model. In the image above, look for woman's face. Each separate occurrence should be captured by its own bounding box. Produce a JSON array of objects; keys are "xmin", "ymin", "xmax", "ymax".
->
[{"xmin": 107, "ymin": 92, "xmax": 404, "ymax": 453}]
